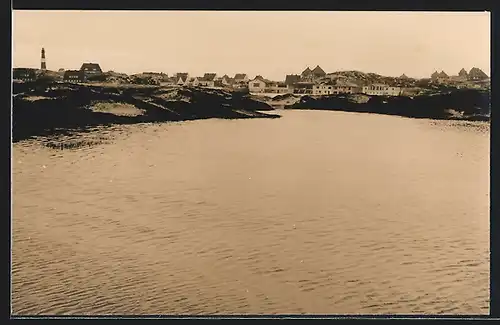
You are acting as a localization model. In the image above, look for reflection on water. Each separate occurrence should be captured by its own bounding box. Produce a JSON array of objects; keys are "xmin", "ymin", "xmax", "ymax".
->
[{"xmin": 12, "ymin": 110, "xmax": 490, "ymax": 315}]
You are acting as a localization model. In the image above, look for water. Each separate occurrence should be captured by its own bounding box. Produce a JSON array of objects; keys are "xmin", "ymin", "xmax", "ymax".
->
[{"xmin": 12, "ymin": 110, "xmax": 490, "ymax": 315}]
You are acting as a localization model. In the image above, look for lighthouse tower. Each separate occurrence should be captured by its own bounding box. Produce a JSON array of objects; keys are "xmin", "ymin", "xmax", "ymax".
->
[{"xmin": 41, "ymin": 48, "xmax": 47, "ymax": 71}]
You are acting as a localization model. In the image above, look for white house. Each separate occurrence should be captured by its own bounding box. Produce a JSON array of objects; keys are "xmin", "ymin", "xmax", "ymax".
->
[
  {"xmin": 249, "ymin": 76, "xmax": 290, "ymax": 93},
  {"xmin": 312, "ymin": 82, "xmax": 361, "ymax": 96},
  {"xmin": 362, "ymin": 84, "xmax": 401, "ymax": 96},
  {"xmin": 332, "ymin": 83, "xmax": 361, "ymax": 94},
  {"xmin": 312, "ymin": 83, "xmax": 334, "ymax": 95},
  {"xmin": 248, "ymin": 76, "xmax": 268, "ymax": 93},
  {"xmin": 267, "ymin": 82, "xmax": 291, "ymax": 94}
]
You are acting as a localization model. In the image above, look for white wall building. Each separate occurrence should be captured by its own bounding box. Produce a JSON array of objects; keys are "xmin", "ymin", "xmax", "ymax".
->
[
  {"xmin": 248, "ymin": 77, "xmax": 267, "ymax": 93},
  {"xmin": 312, "ymin": 83, "xmax": 361, "ymax": 96},
  {"xmin": 312, "ymin": 84, "xmax": 334, "ymax": 95},
  {"xmin": 362, "ymin": 84, "xmax": 401, "ymax": 96},
  {"xmin": 249, "ymin": 76, "xmax": 291, "ymax": 94}
]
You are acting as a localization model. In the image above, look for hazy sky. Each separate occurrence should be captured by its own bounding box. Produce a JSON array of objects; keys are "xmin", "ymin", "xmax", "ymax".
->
[{"xmin": 13, "ymin": 11, "xmax": 490, "ymax": 80}]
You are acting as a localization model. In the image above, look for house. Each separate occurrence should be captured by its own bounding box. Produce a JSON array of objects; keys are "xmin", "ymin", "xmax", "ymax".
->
[
  {"xmin": 285, "ymin": 74, "xmax": 301, "ymax": 86},
  {"xmin": 80, "ymin": 63, "xmax": 103, "ymax": 78},
  {"xmin": 468, "ymin": 67, "xmax": 488, "ymax": 80},
  {"xmin": 234, "ymin": 73, "xmax": 249, "ymax": 83},
  {"xmin": 458, "ymin": 68, "xmax": 468, "ymax": 80},
  {"xmin": 362, "ymin": 83, "xmax": 401, "ymax": 96},
  {"xmin": 175, "ymin": 73, "xmax": 189, "ymax": 86},
  {"xmin": 431, "ymin": 70, "xmax": 450, "ymax": 83},
  {"xmin": 267, "ymin": 82, "xmax": 292, "ymax": 94},
  {"xmin": 313, "ymin": 83, "xmax": 334, "ymax": 96},
  {"xmin": 292, "ymin": 82, "xmax": 314, "ymax": 94},
  {"xmin": 198, "ymin": 73, "xmax": 217, "ymax": 87},
  {"xmin": 248, "ymin": 76, "xmax": 285, "ymax": 93},
  {"xmin": 185, "ymin": 77, "xmax": 200, "ymax": 87},
  {"xmin": 437, "ymin": 71, "xmax": 449, "ymax": 83},
  {"xmin": 248, "ymin": 76, "xmax": 268, "ymax": 93},
  {"xmin": 332, "ymin": 82, "xmax": 361, "ymax": 94},
  {"xmin": 13, "ymin": 68, "xmax": 37, "ymax": 82},
  {"xmin": 312, "ymin": 81, "xmax": 360, "ymax": 96},
  {"xmin": 220, "ymin": 75, "xmax": 234, "ymax": 87},
  {"xmin": 63, "ymin": 70, "xmax": 85, "ymax": 83}
]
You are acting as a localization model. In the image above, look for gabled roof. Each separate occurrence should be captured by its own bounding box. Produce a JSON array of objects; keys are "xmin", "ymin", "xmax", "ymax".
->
[
  {"xmin": 203, "ymin": 73, "xmax": 217, "ymax": 81},
  {"xmin": 234, "ymin": 73, "xmax": 247, "ymax": 80},
  {"xmin": 458, "ymin": 68, "xmax": 468, "ymax": 76},
  {"xmin": 311, "ymin": 65, "xmax": 326, "ymax": 76},
  {"xmin": 399, "ymin": 73, "xmax": 408, "ymax": 79},
  {"xmin": 468, "ymin": 67, "xmax": 488, "ymax": 79},
  {"xmin": 301, "ymin": 67, "xmax": 312, "ymax": 75},
  {"xmin": 80, "ymin": 63, "xmax": 102, "ymax": 71},
  {"xmin": 252, "ymin": 75, "xmax": 273, "ymax": 84},
  {"xmin": 175, "ymin": 73, "xmax": 189, "ymax": 82},
  {"xmin": 222, "ymin": 75, "xmax": 234, "ymax": 84},
  {"xmin": 438, "ymin": 71, "xmax": 449, "ymax": 78},
  {"xmin": 431, "ymin": 71, "xmax": 439, "ymax": 78}
]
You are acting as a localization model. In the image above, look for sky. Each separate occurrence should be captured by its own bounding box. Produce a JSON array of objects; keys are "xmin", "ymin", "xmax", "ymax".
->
[{"xmin": 13, "ymin": 11, "xmax": 491, "ymax": 80}]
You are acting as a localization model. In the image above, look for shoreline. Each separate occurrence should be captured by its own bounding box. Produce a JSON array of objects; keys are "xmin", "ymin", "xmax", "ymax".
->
[
  {"xmin": 12, "ymin": 83, "xmax": 280, "ymax": 143},
  {"xmin": 12, "ymin": 82, "xmax": 490, "ymax": 143},
  {"xmin": 261, "ymin": 90, "xmax": 490, "ymax": 122}
]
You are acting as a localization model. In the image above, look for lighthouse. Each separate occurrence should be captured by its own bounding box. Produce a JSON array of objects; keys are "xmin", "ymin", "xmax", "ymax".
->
[{"xmin": 41, "ymin": 47, "xmax": 47, "ymax": 71}]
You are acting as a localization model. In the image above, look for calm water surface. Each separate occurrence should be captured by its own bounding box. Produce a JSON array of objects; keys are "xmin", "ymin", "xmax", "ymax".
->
[{"xmin": 12, "ymin": 110, "xmax": 490, "ymax": 315}]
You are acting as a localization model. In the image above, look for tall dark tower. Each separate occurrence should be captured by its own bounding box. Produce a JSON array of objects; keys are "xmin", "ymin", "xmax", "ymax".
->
[{"xmin": 41, "ymin": 48, "xmax": 47, "ymax": 70}]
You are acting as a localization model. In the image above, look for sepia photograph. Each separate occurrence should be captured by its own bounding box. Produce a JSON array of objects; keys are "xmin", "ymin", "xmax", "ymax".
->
[{"xmin": 11, "ymin": 10, "xmax": 491, "ymax": 316}]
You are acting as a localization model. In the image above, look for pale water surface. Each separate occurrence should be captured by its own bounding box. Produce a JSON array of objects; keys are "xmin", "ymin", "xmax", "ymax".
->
[{"xmin": 12, "ymin": 110, "xmax": 490, "ymax": 315}]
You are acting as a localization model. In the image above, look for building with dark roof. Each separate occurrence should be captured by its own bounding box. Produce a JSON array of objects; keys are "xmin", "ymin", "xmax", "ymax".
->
[
  {"xmin": 13, "ymin": 68, "xmax": 37, "ymax": 82},
  {"xmin": 437, "ymin": 71, "xmax": 449, "ymax": 79},
  {"xmin": 80, "ymin": 63, "xmax": 103, "ymax": 78},
  {"xmin": 458, "ymin": 68, "xmax": 468, "ymax": 78},
  {"xmin": 285, "ymin": 74, "xmax": 301, "ymax": 86},
  {"xmin": 234, "ymin": 73, "xmax": 248, "ymax": 83},
  {"xmin": 468, "ymin": 67, "xmax": 488, "ymax": 80},
  {"xmin": 174, "ymin": 73, "xmax": 189, "ymax": 85},
  {"xmin": 64, "ymin": 70, "xmax": 85, "ymax": 83},
  {"xmin": 311, "ymin": 65, "xmax": 326, "ymax": 78},
  {"xmin": 202, "ymin": 73, "xmax": 217, "ymax": 81},
  {"xmin": 301, "ymin": 67, "xmax": 312, "ymax": 79}
]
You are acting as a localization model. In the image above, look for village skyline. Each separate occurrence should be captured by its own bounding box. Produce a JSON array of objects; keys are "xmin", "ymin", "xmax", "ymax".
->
[{"xmin": 13, "ymin": 11, "xmax": 490, "ymax": 81}]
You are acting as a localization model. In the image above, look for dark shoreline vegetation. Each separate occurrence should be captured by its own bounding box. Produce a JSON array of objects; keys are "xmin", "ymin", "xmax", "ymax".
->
[
  {"xmin": 13, "ymin": 81, "xmax": 490, "ymax": 145},
  {"xmin": 12, "ymin": 81, "xmax": 278, "ymax": 143},
  {"xmin": 279, "ymin": 90, "xmax": 490, "ymax": 122}
]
